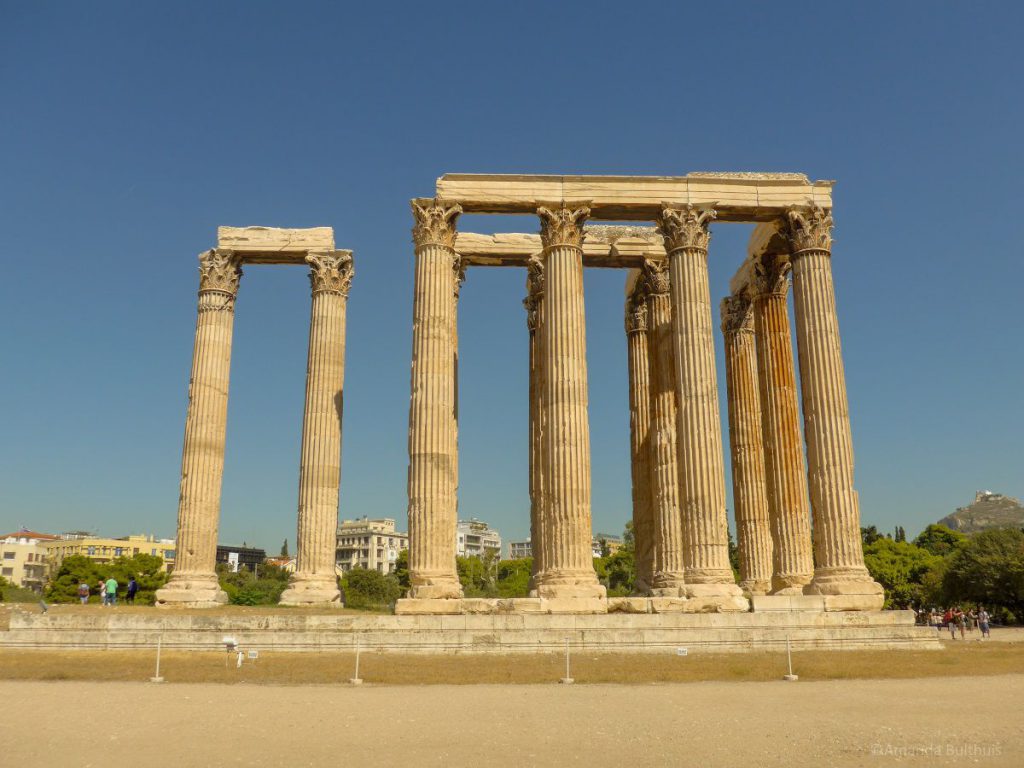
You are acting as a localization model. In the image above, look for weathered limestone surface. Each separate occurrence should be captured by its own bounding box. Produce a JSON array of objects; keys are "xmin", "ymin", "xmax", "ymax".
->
[
  {"xmin": 525, "ymin": 258, "xmax": 546, "ymax": 589},
  {"xmin": 624, "ymin": 287, "xmax": 655, "ymax": 593},
  {"xmin": 720, "ymin": 297, "xmax": 773, "ymax": 596},
  {"xmin": 216, "ymin": 226, "xmax": 336, "ymax": 264},
  {"xmin": 404, "ymin": 200, "xmax": 464, "ymax": 600},
  {"xmin": 533, "ymin": 205, "xmax": 605, "ymax": 599},
  {"xmin": 785, "ymin": 207, "xmax": 883, "ymax": 610},
  {"xmin": 750, "ymin": 259, "xmax": 814, "ymax": 594},
  {"xmin": 642, "ymin": 259, "xmax": 686, "ymax": 595},
  {"xmin": 156, "ymin": 250, "xmax": 241, "ymax": 608},
  {"xmin": 658, "ymin": 206, "xmax": 747, "ymax": 611},
  {"xmin": 280, "ymin": 251, "xmax": 354, "ymax": 606}
]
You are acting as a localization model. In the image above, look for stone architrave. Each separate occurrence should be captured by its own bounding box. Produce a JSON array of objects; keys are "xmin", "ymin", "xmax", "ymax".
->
[
  {"xmin": 785, "ymin": 206, "xmax": 883, "ymax": 610},
  {"xmin": 641, "ymin": 257, "xmax": 687, "ymax": 595},
  {"xmin": 750, "ymin": 258, "xmax": 815, "ymax": 594},
  {"xmin": 525, "ymin": 257, "xmax": 547, "ymax": 589},
  {"xmin": 720, "ymin": 296, "xmax": 772, "ymax": 596},
  {"xmin": 156, "ymin": 249, "xmax": 241, "ymax": 607},
  {"xmin": 657, "ymin": 205, "xmax": 747, "ymax": 610},
  {"xmin": 624, "ymin": 286, "xmax": 655, "ymax": 593},
  {"xmin": 533, "ymin": 204, "xmax": 606, "ymax": 599},
  {"xmin": 280, "ymin": 251, "xmax": 354, "ymax": 606},
  {"xmin": 406, "ymin": 199, "xmax": 464, "ymax": 599}
]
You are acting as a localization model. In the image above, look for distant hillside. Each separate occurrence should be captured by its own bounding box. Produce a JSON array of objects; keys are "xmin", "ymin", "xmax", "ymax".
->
[{"xmin": 938, "ymin": 491, "xmax": 1024, "ymax": 533}]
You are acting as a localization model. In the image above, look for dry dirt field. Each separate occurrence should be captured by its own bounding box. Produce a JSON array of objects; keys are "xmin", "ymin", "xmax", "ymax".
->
[{"xmin": 2, "ymin": 676, "xmax": 1021, "ymax": 767}]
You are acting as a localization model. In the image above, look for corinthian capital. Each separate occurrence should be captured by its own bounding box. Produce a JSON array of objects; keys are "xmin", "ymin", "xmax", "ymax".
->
[
  {"xmin": 640, "ymin": 257, "xmax": 670, "ymax": 296},
  {"xmin": 720, "ymin": 295, "xmax": 754, "ymax": 335},
  {"xmin": 453, "ymin": 256, "xmax": 467, "ymax": 298},
  {"xmin": 785, "ymin": 205, "xmax": 833, "ymax": 253},
  {"xmin": 748, "ymin": 256, "xmax": 790, "ymax": 298},
  {"xmin": 198, "ymin": 249, "xmax": 242, "ymax": 295},
  {"xmin": 538, "ymin": 203, "xmax": 590, "ymax": 249},
  {"xmin": 625, "ymin": 292, "xmax": 649, "ymax": 334},
  {"xmin": 411, "ymin": 198, "xmax": 462, "ymax": 250},
  {"xmin": 307, "ymin": 250, "xmax": 354, "ymax": 296},
  {"xmin": 657, "ymin": 204, "xmax": 716, "ymax": 252}
]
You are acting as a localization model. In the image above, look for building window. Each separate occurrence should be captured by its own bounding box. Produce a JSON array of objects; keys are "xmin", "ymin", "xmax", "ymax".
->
[
  {"xmin": 2, "ymin": 552, "xmax": 14, "ymax": 560},
  {"xmin": 1, "ymin": 567, "xmax": 12, "ymax": 576},
  {"xmin": 115, "ymin": 548, "xmax": 123, "ymax": 557},
  {"xmin": 87, "ymin": 547, "xmax": 96, "ymax": 556}
]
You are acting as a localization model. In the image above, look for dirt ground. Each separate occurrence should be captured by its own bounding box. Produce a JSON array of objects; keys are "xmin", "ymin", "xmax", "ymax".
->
[{"xmin": 2, "ymin": 675, "xmax": 1021, "ymax": 767}]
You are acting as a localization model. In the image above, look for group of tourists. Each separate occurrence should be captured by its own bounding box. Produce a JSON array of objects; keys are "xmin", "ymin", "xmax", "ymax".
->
[
  {"xmin": 918, "ymin": 606, "xmax": 992, "ymax": 639},
  {"xmin": 75, "ymin": 576, "xmax": 139, "ymax": 606}
]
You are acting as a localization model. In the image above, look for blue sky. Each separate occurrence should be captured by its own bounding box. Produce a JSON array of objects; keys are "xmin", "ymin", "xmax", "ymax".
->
[{"xmin": 1, "ymin": 2, "xmax": 1021, "ymax": 551}]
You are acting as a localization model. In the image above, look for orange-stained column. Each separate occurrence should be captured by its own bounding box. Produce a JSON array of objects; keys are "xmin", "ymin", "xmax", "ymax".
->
[
  {"xmin": 533, "ymin": 204, "xmax": 605, "ymax": 600},
  {"xmin": 525, "ymin": 256, "xmax": 547, "ymax": 590},
  {"xmin": 156, "ymin": 249, "xmax": 241, "ymax": 608},
  {"xmin": 280, "ymin": 250, "xmax": 354, "ymax": 606},
  {"xmin": 625, "ymin": 284, "xmax": 655, "ymax": 593},
  {"xmin": 785, "ymin": 206, "xmax": 883, "ymax": 610},
  {"xmin": 642, "ymin": 258, "xmax": 687, "ymax": 595},
  {"xmin": 405, "ymin": 199, "xmax": 464, "ymax": 600},
  {"xmin": 657, "ymin": 205, "xmax": 747, "ymax": 611},
  {"xmin": 750, "ymin": 258, "xmax": 814, "ymax": 594},
  {"xmin": 720, "ymin": 296, "xmax": 772, "ymax": 596}
]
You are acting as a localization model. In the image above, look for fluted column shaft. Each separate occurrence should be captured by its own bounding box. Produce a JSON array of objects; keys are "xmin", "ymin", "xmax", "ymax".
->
[
  {"xmin": 658, "ymin": 206, "xmax": 746, "ymax": 609},
  {"xmin": 525, "ymin": 259, "xmax": 547, "ymax": 587},
  {"xmin": 643, "ymin": 260, "xmax": 686, "ymax": 593},
  {"xmin": 534, "ymin": 205, "xmax": 604, "ymax": 599},
  {"xmin": 156, "ymin": 249, "xmax": 241, "ymax": 607},
  {"xmin": 406, "ymin": 200, "xmax": 464, "ymax": 599},
  {"xmin": 625, "ymin": 287, "xmax": 655, "ymax": 593},
  {"xmin": 281, "ymin": 251, "xmax": 354, "ymax": 606},
  {"xmin": 721, "ymin": 297, "xmax": 772, "ymax": 596},
  {"xmin": 751, "ymin": 265, "xmax": 814, "ymax": 594},
  {"xmin": 786, "ymin": 207, "xmax": 882, "ymax": 609}
]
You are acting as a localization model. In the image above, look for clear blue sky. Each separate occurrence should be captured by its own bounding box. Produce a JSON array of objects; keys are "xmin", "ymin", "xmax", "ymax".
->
[{"xmin": 1, "ymin": 3, "xmax": 1021, "ymax": 551}]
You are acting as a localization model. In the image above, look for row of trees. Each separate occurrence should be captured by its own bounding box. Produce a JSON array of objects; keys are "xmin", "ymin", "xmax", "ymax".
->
[{"xmin": 45, "ymin": 553, "xmax": 169, "ymax": 604}]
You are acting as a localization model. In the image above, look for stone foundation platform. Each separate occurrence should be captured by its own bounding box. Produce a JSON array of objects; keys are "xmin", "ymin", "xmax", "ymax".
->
[{"xmin": 0, "ymin": 606, "xmax": 941, "ymax": 654}]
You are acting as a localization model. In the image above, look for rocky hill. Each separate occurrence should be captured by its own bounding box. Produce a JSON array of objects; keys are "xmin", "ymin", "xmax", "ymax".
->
[{"xmin": 938, "ymin": 491, "xmax": 1024, "ymax": 533}]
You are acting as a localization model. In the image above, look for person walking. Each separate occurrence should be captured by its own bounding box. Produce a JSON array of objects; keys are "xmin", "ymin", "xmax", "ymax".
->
[
  {"xmin": 978, "ymin": 606, "xmax": 991, "ymax": 639},
  {"xmin": 126, "ymin": 577, "xmax": 138, "ymax": 605},
  {"xmin": 944, "ymin": 608, "xmax": 956, "ymax": 639},
  {"xmin": 104, "ymin": 576, "xmax": 118, "ymax": 607},
  {"xmin": 77, "ymin": 582, "xmax": 90, "ymax": 605},
  {"xmin": 955, "ymin": 607, "xmax": 966, "ymax": 640},
  {"xmin": 97, "ymin": 579, "xmax": 108, "ymax": 606}
]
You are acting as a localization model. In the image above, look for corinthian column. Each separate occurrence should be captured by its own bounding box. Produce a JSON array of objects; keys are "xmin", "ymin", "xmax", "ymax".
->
[
  {"xmin": 720, "ymin": 296, "xmax": 772, "ymax": 596},
  {"xmin": 625, "ymin": 285, "xmax": 655, "ymax": 593},
  {"xmin": 525, "ymin": 257, "xmax": 547, "ymax": 589},
  {"xmin": 406, "ymin": 199, "xmax": 464, "ymax": 599},
  {"xmin": 750, "ymin": 259, "xmax": 814, "ymax": 594},
  {"xmin": 642, "ymin": 258, "xmax": 686, "ymax": 595},
  {"xmin": 280, "ymin": 251, "xmax": 354, "ymax": 606},
  {"xmin": 785, "ymin": 206, "xmax": 883, "ymax": 610},
  {"xmin": 657, "ymin": 205, "xmax": 747, "ymax": 610},
  {"xmin": 533, "ymin": 204, "xmax": 605, "ymax": 600},
  {"xmin": 156, "ymin": 249, "xmax": 241, "ymax": 607}
]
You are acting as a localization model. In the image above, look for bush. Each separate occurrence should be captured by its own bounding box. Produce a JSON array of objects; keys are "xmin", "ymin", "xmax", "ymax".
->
[{"xmin": 342, "ymin": 568, "xmax": 402, "ymax": 610}]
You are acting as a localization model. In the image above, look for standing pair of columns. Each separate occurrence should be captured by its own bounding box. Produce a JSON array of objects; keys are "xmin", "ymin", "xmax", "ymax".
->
[
  {"xmin": 406, "ymin": 200, "xmax": 605, "ymax": 600},
  {"xmin": 722, "ymin": 208, "xmax": 883, "ymax": 608},
  {"xmin": 156, "ymin": 248, "xmax": 354, "ymax": 608}
]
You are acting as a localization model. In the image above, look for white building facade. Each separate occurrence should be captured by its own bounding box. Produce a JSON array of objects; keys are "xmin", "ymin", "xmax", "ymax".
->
[
  {"xmin": 456, "ymin": 519, "xmax": 502, "ymax": 558},
  {"xmin": 336, "ymin": 518, "xmax": 408, "ymax": 574}
]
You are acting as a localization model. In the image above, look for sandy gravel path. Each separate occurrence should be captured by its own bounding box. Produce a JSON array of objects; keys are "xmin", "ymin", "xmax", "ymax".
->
[{"xmin": 4, "ymin": 675, "xmax": 1021, "ymax": 767}]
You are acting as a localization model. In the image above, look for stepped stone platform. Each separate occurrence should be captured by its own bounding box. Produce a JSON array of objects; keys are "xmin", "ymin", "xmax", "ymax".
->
[{"xmin": 0, "ymin": 603, "xmax": 941, "ymax": 654}]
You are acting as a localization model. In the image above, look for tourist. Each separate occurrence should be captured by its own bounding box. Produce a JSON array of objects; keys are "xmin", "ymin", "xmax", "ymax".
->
[
  {"xmin": 978, "ymin": 606, "xmax": 991, "ymax": 639},
  {"xmin": 954, "ymin": 607, "xmax": 966, "ymax": 639},
  {"xmin": 126, "ymin": 577, "xmax": 139, "ymax": 605},
  {"xmin": 944, "ymin": 607, "xmax": 956, "ymax": 639},
  {"xmin": 97, "ymin": 579, "xmax": 107, "ymax": 606},
  {"xmin": 77, "ymin": 581, "xmax": 90, "ymax": 605},
  {"xmin": 967, "ymin": 608, "xmax": 977, "ymax": 633},
  {"xmin": 104, "ymin": 576, "xmax": 119, "ymax": 607}
]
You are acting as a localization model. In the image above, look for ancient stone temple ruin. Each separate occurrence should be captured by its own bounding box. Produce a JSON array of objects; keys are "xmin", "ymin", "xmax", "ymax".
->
[
  {"xmin": 156, "ymin": 226, "xmax": 354, "ymax": 608},
  {"xmin": 399, "ymin": 173, "xmax": 883, "ymax": 615}
]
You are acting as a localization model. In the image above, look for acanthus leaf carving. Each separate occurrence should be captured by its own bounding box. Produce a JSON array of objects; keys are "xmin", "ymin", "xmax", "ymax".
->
[
  {"xmin": 198, "ymin": 249, "xmax": 243, "ymax": 296},
  {"xmin": 720, "ymin": 295, "xmax": 754, "ymax": 334},
  {"xmin": 748, "ymin": 255, "xmax": 790, "ymax": 298},
  {"xmin": 657, "ymin": 204, "xmax": 717, "ymax": 252},
  {"xmin": 640, "ymin": 257, "xmax": 670, "ymax": 295},
  {"xmin": 538, "ymin": 203, "xmax": 590, "ymax": 249},
  {"xmin": 411, "ymin": 198, "xmax": 462, "ymax": 250},
  {"xmin": 625, "ymin": 291, "xmax": 649, "ymax": 334},
  {"xmin": 307, "ymin": 250, "xmax": 355, "ymax": 296},
  {"xmin": 786, "ymin": 204, "xmax": 833, "ymax": 253}
]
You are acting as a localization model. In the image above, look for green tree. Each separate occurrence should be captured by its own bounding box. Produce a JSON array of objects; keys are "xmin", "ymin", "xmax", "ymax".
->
[
  {"xmin": 913, "ymin": 524, "xmax": 967, "ymax": 557},
  {"xmin": 341, "ymin": 567, "xmax": 402, "ymax": 610},
  {"xmin": 862, "ymin": 538, "xmax": 944, "ymax": 609},
  {"xmin": 107, "ymin": 553, "xmax": 169, "ymax": 605},
  {"xmin": 280, "ymin": 539, "xmax": 289, "ymax": 557},
  {"xmin": 861, "ymin": 526, "xmax": 883, "ymax": 545},
  {"xmin": 495, "ymin": 558, "xmax": 532, "ymax": 598},
  {"xmin": 621, "ymin": 520, "xmax": 635, "ymax": 552},
  {"xmin": 457, "ymin": 555, "xmax": 494, "ymax": 597},
  {"xmin": 217, "ymin": 562, "xmax": 290, "ymax": 605},
  {"xmin": 393, "ymin": 549, "xmax": 409, "ymax": 590},
  {"xmin": 943, "ymin": 528, "xmax": 1024, "ymax": 621},
  {"xmin": 602, "ymin": 549, "xmax": 635, "ymax": 596},
  {"xmin": 45, "ymin": 555, "xmax": 105, "ymax": 603}
]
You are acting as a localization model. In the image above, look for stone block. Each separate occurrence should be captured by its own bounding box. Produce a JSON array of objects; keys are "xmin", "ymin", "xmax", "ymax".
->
[
  {"xmin": 537, "ymin": 597, "xmax": 608, "ymax": 615},
  {"xmin": 393, "ymin": 598, "xmax": 465, "ymax": 615},
  {"xmin": 752, "ymin": 595, "xmax": 826, "ymax": 612},
  {"xmin": 648, "ymin": 598, "xmax": 691, "ymax": 613},
  {"xmin": 607, "ymin": 597, "xmax": 650, "ymax": 614},
  {"xmin": 217, "ymin": 226, "xmax": 334, "ymax": 252},
  {"xmin": 822, "ymin": 594, "xmax": 886, "ymax": 612}
]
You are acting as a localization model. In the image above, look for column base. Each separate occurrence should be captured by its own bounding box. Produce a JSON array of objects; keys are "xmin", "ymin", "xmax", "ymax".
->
[
  {"xmin": 738, "ymin": 579, "xmax": 771, "ymax": 597},
  {"xmin": 280, "ymin": 574, "xmax": 342, "ymax": 606},
  {"xmin": 407, "ymin": 579, "xmax": 464, "ymax": 600},
  {"xmin": 155, "ymin": 573, "xmax": 228, "ymax": 609},
  {"xmin": 682, "ymin": 581, "xmax": 750, "ymax": 612},
  {"xmin": 536, "ymin": 583, "xmax": 608, "ymax": 599},
  {"xmin": 650, "ymin": 571, "xmax": 687, "ymax": 597},
  {"xmin": 804, "ymin": 568, "xmax": 885, "ymax": 611},
  {"xmin": 770, "ymin": 573, "xmax": 813, "ymax": 596}
]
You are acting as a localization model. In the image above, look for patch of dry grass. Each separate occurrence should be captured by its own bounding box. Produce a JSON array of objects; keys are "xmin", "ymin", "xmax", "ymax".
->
[{"xmin": 1, "ymin": 641, "xmax": 1021, "ymax": 685}]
